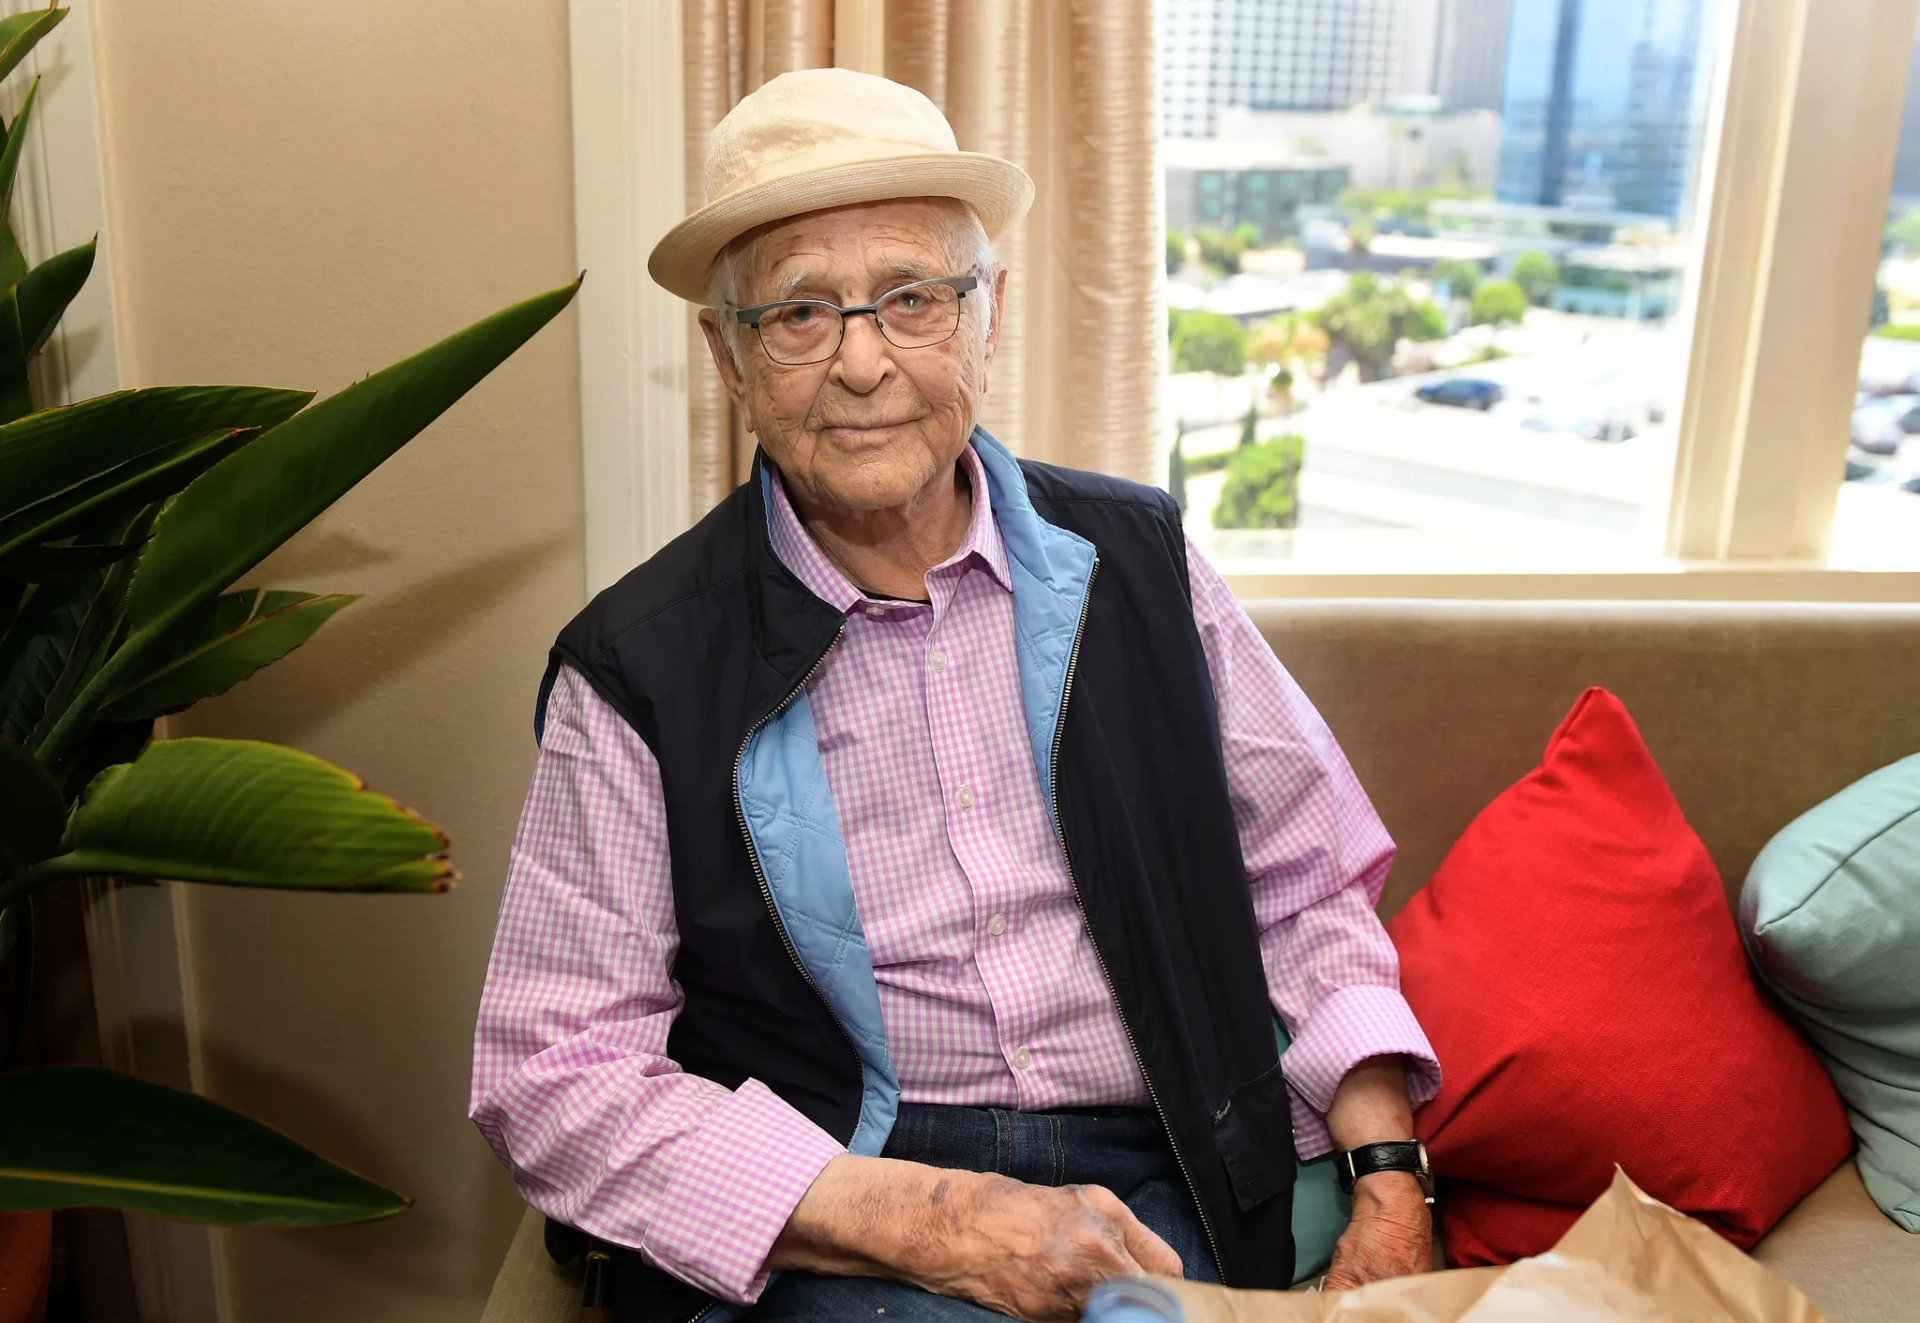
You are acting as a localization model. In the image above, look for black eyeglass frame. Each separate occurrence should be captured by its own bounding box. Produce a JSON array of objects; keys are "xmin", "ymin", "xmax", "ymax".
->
[{"xmin": 733, "ymin": 273, "xmax": 981, "ymax": 365}]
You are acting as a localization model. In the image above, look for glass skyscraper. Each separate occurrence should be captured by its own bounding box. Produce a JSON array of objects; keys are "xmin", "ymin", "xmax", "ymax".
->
[{"xmin": 1496, "ymin": 0, "xmax": 1713, "ymax": 222}]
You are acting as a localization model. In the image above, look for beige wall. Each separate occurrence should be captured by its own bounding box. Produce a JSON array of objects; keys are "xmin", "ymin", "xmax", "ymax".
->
[{"xmin": 91, "ymin": 2, "xmax": 584, "ymax": 1317}]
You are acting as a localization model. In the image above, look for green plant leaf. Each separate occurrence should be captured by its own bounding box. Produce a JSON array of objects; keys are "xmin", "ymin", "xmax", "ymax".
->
[
  {"xmin": 0, "ymin": 572, "xmax": 91, "ymax": 744},
  {"xmin": 0, "ymin": 540, "xmax": 142, "ymax": 583},
  {"xmin": 0, "ymin": 1065, "xmax": 407, "ymax": 1226},
  {"xmin": 40, "ymin": 281, "xmax": 578, "ymax": 764},
  {"xmin": 0, "ymin": 75, "xmax": 38, "ymax": 287},
  {"xmin": 0, "ymin": 738, "xmax": 60, "ymax": 873},
  {"xmin": 99, "ymin": 590, "xmax": 357, "ymax": 721},
  {"xmin": 0, "ymin": 10, "xmax": 66, "ymax": 89},
  {"xmin": 0, "ymin": 286, "xmax": 30, "ymax": 426},
  {"xmin": 0, "ymin": 428, "xmax": 255, "ymax": 565},
  {"xmin": 0, "ymin": 385, "xmax": 313, "ymax": 526},
  {"xmin": 14, "ymin": 737, "xmax": 453, "ymax": 897},
  {"xmin": 24, "ymin": 505, "xmax": 153, "ymax": 750},
  {"xmin": 122, "ymin": 282, "xmax": 579, "ymax": 639},
  {"xmin": 18, "ymin": 238, "xmax": 93, "ymax": 357}
]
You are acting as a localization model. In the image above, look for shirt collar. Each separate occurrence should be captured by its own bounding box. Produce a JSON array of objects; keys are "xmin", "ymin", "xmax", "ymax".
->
[{"xmin": 766, "ymin": 441, "xmax": 1013, "ymax": 611}]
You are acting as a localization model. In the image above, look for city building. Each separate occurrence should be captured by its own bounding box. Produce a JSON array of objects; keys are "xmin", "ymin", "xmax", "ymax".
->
[
  {"xmin": 1158, "ymin": 0, "xmax": 1409, "ymax": 138},
  {"xmin": 1164, "ymin": 137, "xmax": 1350, "ymax": 243},
  {"xmin": 1495, "ymin": 0, "xmax": 1712, "ymax": 223},
  {"xmin": 1216, "ymin": 100, "xmax": 1501, "ymax": 195},
  {"xmin": 1429, "ymin": 198, "xmax": 1685, "ymax": 319},
  {"xmin": 1891, "ymin": 37, "xmax": 1920, "ymax": 209},
  {"xmin": 1434, "ymin": 0, "xmax": 1514, "ymax": 112}
]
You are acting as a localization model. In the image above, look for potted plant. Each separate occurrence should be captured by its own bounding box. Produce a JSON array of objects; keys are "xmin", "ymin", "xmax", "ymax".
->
[{"xmin": 0, "ymin": 6, "xmax": 577, "ymax": 1309}]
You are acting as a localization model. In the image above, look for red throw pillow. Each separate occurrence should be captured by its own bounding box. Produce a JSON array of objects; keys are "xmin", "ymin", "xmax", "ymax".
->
[{"xmin": 1388, "ymin": 687, "xmax": 1851, "ymax": 1266}]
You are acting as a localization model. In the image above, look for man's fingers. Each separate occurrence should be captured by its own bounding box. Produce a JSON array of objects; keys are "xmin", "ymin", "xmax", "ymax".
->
[
  {"xmin": 1077, "ymin": 1183, "xmax": 1183, "ymax": 1278},
  {"xmin": 1121, "ymin": 1216, "xmax": 1183, "ymax": 1277}
]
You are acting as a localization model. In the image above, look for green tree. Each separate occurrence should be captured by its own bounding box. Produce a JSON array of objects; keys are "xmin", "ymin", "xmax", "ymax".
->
[
  {"xmin": 1166, "ymin": 226, "xmax": 1187, "ymax": 276},
  {"xmin": 1195, "ymin": 225, "xmax": 1250, "ymax": 276},
  {"xmin": 1430, "ymin": 258, "xmax": 1482, "ymax": 300},
  {"xmin": 1238, "ymin": 401, "xmax": 1258, "ymax": 449},
  {"xmin": 1171, "ymin": 310, "xmax": 1247, "ymax": 375},
  {"xmin": 1887, "ymin": 208, "xmax": 1920, "ymax": 256},
  {"xmin": 1511, "ymin": 250, "xmax": 1562, "ymax": 307},
  {"xmin": 1315, "ymin": 273, "xmax": 1446, "ymax": 382},
  {"xmin": 1214, "ymin": 434, "xmax": 1305, "ymax": 530},
  {"xmin": 1470, "ymin": 277, "xmax": 1529, "ymax": 326},
  {"xmin": 1337, "ymin": 182, "xmax": 1487, "ymax": 228}
]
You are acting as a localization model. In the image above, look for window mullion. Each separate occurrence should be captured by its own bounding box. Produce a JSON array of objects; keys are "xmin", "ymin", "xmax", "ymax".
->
[{"xmin": 1667, "ymin": 0, "xmax": 1920, "ymax": 562}]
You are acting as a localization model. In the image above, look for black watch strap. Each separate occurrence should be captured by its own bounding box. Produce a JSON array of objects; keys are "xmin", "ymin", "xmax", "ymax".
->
[{"xmin": 1336, "ymin": 1140, "xmax": 1434, "ymax": 1206}]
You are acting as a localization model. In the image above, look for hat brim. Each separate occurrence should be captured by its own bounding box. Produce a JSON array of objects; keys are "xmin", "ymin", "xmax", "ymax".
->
[{"xmin": 647, "ymin": 152, "xmax": 1035, "ymax": 303}]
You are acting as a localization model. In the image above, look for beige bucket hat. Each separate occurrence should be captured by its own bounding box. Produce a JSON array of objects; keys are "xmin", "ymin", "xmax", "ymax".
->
[{"xmin": 647, "ymin": 67, "xmax": 1034, "ymax": 303}]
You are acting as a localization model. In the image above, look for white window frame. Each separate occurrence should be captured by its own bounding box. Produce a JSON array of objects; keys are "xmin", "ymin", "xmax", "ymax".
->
[{"xmin": 568, "ymin": 0, "xmax": 1920, "ymax": 602}]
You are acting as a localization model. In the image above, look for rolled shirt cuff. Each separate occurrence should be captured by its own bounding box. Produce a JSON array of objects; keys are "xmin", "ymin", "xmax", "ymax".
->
[
  {"xmin": 1281, "ymin": 983, "xmax": 1442, "ymax": 1160},
  {"xmin": 642, "ymin": 1078, "xmax": 846, "ymax": 1303}
]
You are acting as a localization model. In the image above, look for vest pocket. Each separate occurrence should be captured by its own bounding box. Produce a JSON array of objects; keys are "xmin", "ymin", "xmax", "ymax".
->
[{"xmin": 1210, "ymin": 1060, "xmax": 1297, "ymax": 1211}]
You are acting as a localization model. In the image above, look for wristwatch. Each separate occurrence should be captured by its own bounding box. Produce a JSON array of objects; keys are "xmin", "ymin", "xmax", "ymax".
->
[{"xmin": 1335, "ymin": 1139, "xmax": 1435, "ymax": 1207}]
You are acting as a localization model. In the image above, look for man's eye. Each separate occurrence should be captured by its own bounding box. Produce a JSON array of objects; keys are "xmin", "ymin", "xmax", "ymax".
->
[
  {"xmin": 895, "ymin": 292, "xmax": 925, "ymax": 310},
  {"xmin": 784, "ymin": 305, "xmax": 817, "ymax": 325}
]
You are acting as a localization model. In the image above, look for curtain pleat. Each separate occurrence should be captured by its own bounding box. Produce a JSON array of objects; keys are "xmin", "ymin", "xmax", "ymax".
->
[
  {"xmin": 682, "ymin": 0, "xmax": 747, "ymax": 519},
  {"xmin": 680, "ymin": 0, "xmax": 1161, "ymax": 516}
]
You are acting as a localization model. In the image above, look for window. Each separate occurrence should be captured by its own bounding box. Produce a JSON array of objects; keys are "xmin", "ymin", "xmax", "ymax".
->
[
  {"xmin": 1834, "ymin": 28, "xmax": 1920, "ymax": 566},
  {"xmin": 1158, "ymin": 0, "xmax": 1920, "ymax": 588}
]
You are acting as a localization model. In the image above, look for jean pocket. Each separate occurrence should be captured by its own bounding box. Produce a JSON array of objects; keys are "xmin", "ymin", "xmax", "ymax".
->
[{"xmin": 1210, "ymin": 1061, "xmax": 1297, "ymax": 1211}]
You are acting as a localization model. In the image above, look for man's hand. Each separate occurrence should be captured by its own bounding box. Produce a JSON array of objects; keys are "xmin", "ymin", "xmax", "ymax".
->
[
  {"xmin": 1322, "ymin": 1054, "xmax": 1432, "ymax": 1291},
  {"xmin": 1323, "ymin": 1170, "xmax": 1431, "ymax": 1290},
  {"xmin": 769, "ymin": 1154, "xmax": 1182, "ymax": 1322}
]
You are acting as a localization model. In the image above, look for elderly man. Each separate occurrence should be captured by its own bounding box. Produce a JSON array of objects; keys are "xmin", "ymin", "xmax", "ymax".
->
[{"xmin": 473, "ymin": 69, "xmax": 1440, "ymax": 1322}]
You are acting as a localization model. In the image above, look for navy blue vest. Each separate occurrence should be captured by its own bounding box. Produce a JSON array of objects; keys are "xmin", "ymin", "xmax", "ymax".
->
[{"xmin": 544, "ymin": 431, "xmax": 1295, "ymax": 1320}]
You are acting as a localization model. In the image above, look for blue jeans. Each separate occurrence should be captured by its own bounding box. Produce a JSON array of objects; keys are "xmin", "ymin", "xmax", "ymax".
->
[{"xmin": 743, "ymin": 1103, "xmax": 1220, "ymax": 1321}]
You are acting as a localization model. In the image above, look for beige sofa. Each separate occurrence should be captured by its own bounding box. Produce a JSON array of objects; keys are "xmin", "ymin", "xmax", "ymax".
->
[{"xmin": 482, "ymin": 600, "xmax": 1920, "ymax": 1323}]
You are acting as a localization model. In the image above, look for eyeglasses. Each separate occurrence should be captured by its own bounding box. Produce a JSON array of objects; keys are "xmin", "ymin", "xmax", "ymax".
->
[{"xmin": 734, "ymin": 274, "xmax": 980, "ymax": 367}]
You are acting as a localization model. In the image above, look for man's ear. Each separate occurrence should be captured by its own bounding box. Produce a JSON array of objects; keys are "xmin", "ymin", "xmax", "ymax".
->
[
  {"xmin": 699, "ymin": 309, "xmax": 751, "ymax": 411},
  {"xmin": 984, "ymin": 265, "xmax": 1010, "ymax": 363}
]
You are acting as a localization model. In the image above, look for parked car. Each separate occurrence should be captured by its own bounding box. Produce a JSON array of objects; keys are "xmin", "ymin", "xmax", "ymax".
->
[
  {"xmin": 1851, "ymin": 402, "xmax": 1906, "ymax": 455},
  {"xmin": 1518, "ymin": 408, "xmax": 1637, "ymax": 443},
  {"xmin": 1415, "ymin": 377, "xmax": 1504, "ymax": 411}
]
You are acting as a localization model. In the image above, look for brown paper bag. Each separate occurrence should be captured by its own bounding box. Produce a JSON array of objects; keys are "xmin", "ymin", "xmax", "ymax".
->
[{"xmin": 1159, "ymin": 1170, "xmax": 1823, "ymax": 1323}]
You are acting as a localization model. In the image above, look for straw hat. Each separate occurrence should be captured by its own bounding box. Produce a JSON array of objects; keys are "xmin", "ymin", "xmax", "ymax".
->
[{"xmin": 647, "ymin": 67, "xmax": 1034, "ymax": 303}]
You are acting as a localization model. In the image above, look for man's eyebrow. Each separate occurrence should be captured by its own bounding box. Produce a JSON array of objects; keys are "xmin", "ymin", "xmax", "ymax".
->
[{"xmin": 761, "ymin": 259, "xmax": 946, "ymax": 304}]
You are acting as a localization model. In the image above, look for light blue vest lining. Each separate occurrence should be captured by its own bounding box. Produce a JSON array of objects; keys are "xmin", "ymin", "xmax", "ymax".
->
[{"xmin": 738, "ymin": 429, "xmax": 1094, "ymax": 1158}]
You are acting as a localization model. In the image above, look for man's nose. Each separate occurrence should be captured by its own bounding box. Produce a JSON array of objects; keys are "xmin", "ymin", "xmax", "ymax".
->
[{"xmin": 831, "ymin": 312, "xmax": 895, "ymax": 390}]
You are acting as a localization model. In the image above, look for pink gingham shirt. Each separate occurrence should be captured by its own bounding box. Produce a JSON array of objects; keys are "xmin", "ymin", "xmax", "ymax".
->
[{"xmin": 471, "ymin": 446, "xmax": 1439, "ymax": 1304}]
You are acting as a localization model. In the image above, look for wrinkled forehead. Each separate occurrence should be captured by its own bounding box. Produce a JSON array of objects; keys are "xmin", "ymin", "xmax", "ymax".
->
[{"xmin": 727, "ymin": 197, "xmax": 973, "ymax": 302}]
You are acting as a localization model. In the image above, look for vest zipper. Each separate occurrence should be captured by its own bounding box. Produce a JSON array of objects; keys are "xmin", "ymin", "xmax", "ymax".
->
[
  {"xmin": 671, "ymin": 625, "xmax": 856, "ymax": 1323},
  {"xmin": 730, "ymin": 621, "xmax": 865, "ymax": 1114},
  {"xmin": 1046, "ymin": 558, "xmax": 1228, "ymax": 1283}
]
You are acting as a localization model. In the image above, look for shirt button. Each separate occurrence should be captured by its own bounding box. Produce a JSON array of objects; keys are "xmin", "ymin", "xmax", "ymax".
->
[
  {"xmin": 929, "ymin": 649, "xmax": 947, "ymax": 671},
  {"xmin": 987, "ymin": 912, "xmax": 1006, "ymax": 936},
  {"xmin": 956, "ymin": 785, "xmax": 975, "ymax": 811},
  {"xmin": 1013, "ymin": 1046, "xmax": 1032, "ymax": 1070},
  {"xmin": 864, "ymin": 605, "xmax": 886, "ymax": 620}
]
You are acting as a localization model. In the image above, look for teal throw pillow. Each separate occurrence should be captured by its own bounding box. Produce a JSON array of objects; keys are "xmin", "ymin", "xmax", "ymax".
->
[
  {"xmin": 1740, "ymin": 752, "xmax": 1920, "ymax": 1231},
  {"xmin": 1275, "ymin": 1022, "xmax": 1353, "ymax": 1281}
]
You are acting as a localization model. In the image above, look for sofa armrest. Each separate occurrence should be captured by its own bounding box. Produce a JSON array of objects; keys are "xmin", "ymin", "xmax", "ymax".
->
[{"xmin": 482, "ymin": 1206, "xmax": 581, "ymax": 1323}]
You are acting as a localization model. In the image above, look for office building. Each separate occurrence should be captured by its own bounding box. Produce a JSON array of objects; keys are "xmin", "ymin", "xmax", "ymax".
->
[
  {"xmin": 1434, "ymin": 0, "xmax": 1514, "ymax": 113},
  {"xmin": 1163, "ymin": 137, "xmax": 1351, "ymax": 243},
  {"xmin": 1495, "ymin": 0, "xmax": 1712, "ymax": 223},
  {"xmin": 1158, "ymin": 0, "xmax": 1408, "ymax": 138}
]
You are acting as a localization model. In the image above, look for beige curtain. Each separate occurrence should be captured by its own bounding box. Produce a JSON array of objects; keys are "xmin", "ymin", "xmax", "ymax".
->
[{"xmin": 681, "ymin": 0, "xmax": 1163, "ymax": 519}]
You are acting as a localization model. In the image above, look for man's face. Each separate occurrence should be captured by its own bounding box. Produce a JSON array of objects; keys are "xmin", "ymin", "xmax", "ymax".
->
[{"xmin": 702, "ymin": 198, "xmax": 1007, "ymax": 516}]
